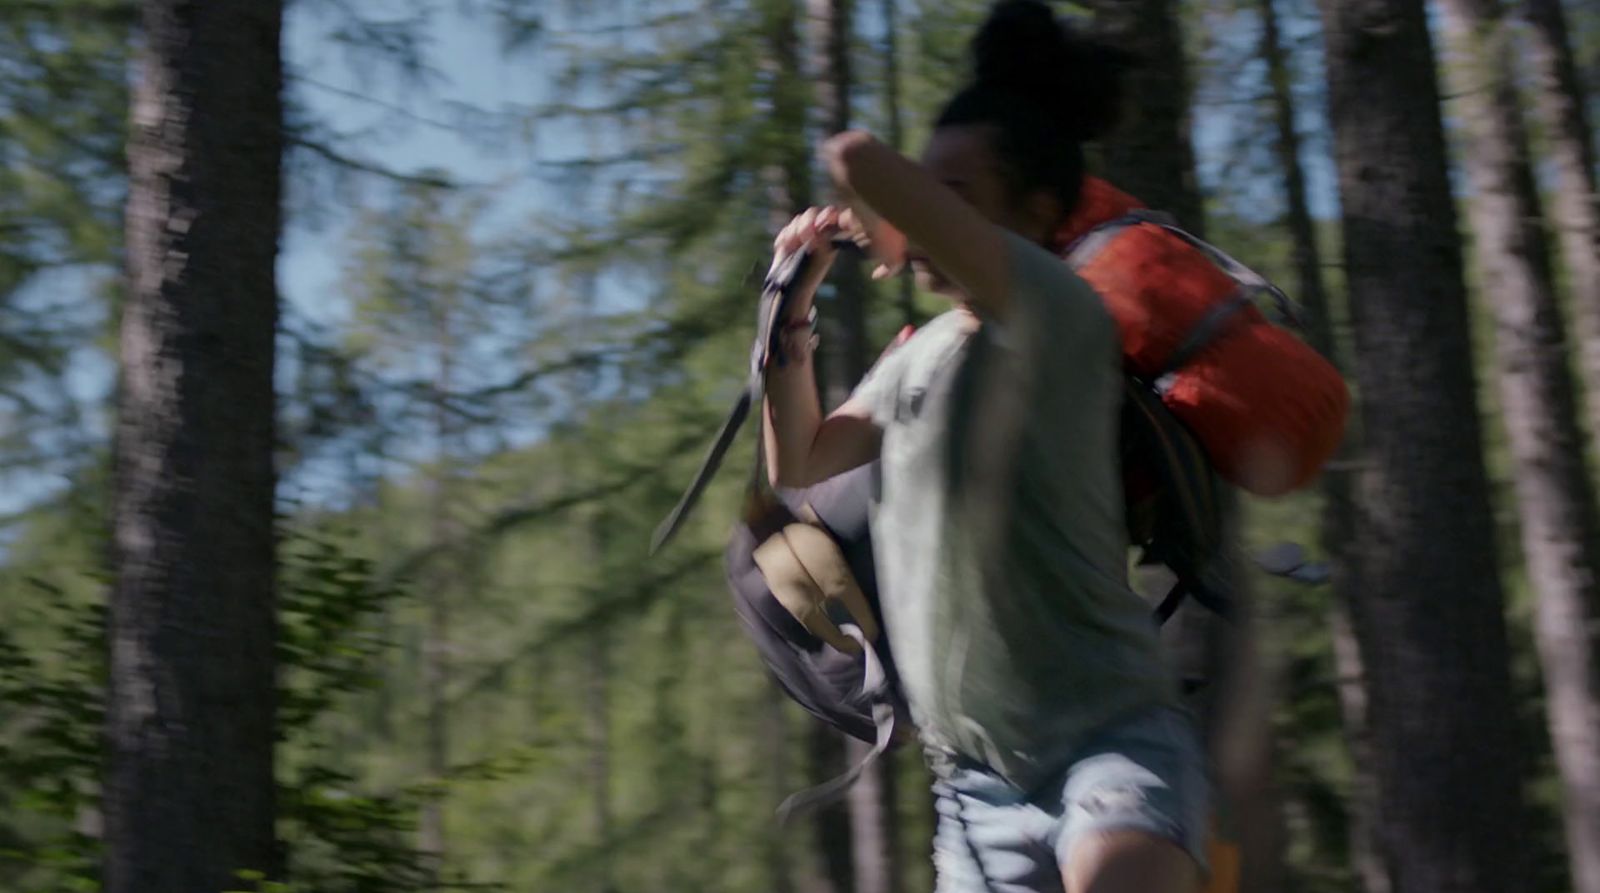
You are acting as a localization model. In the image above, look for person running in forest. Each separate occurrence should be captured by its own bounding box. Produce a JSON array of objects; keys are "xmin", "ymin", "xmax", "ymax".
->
[{"xmin": 760, "ymin": 2, "xmax": 1208, "ymax": 891}]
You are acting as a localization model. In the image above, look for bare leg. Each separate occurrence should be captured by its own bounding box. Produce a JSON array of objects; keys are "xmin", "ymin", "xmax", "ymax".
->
[{"xmin": 1062, "ymin": 828, "xmax": 1201, "ymax": 893}]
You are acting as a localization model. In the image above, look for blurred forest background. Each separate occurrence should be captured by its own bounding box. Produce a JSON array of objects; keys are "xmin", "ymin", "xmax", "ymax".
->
[{"xmin": 1, "ymin": 0, "xmax": 1599, "ymax": 891}]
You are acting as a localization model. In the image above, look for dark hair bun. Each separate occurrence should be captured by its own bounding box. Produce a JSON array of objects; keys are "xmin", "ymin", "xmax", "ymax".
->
[{"xmin": 970, "ymin": 0, "xmax": 1135, "ymax": 141}]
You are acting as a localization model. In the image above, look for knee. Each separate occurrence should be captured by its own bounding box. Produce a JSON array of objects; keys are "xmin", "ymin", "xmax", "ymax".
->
[{"xmin": 1062, "ymin": 828, "xmax": 1201, "ymax": 893}]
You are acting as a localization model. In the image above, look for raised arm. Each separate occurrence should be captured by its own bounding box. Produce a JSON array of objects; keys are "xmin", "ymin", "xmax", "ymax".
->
[{"xmin": 819, "ymin": 130, "xmax": 1015, "ymax": 320}]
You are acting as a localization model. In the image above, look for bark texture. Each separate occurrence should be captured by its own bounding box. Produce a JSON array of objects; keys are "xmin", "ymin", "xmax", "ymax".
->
[{"xmin": 107, "ymin": 0, "xmax": 284, "ymax": 889}]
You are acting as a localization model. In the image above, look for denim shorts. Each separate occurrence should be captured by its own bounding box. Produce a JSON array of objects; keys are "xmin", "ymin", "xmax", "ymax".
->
[{"xmin": 927, "ymin": 706, "xmax": 1210, "ymax": 893}]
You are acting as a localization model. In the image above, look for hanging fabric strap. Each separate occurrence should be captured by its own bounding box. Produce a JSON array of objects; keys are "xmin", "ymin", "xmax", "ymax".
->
[
  {"xmin": 651, "ymin": 240, "xmax": 852, "ymax": 554},
  {"xmin": 1153, "ymin": 575, "xmax": 1233, "ymax": 625},
  {"xmin": 774, "ymin": 622, "xmax": 898, "ymax": 825}
]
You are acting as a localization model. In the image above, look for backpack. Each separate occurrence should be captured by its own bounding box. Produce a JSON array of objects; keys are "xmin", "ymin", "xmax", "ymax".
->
[
  {"xmin": 1057, "ymin": 178, "xmax": 1349, "ymax": 497},
  {"xmin": 726, "ymin": 463, "xmax": 894, "ymax": 742},
  {"xmin": 725, "ymin": 462, "xmax": 913, "ymax": 819}
]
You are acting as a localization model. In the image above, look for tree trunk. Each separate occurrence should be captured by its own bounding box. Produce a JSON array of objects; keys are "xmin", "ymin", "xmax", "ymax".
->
[
  {"xmin": 107, "ymin": 0, "xmax": 283, "ymax": 889},
  {"xmin": 861, "ymin": 0, "xmax": 911, "ymax": 814},
  {"xmin": 1258, "ymin": 1, "xmax": 1381, "ymax": 890},
  {"xmin": 810, "ymin": 0, "xmax": 871, "ymax": 410},
  {"xmin": 1316, "ymin": 0, "xmax": 1532, "ymax": 890},
  {"xmin": 1330, "ymin": 604, "xmax": 1392, "ymax": 893},
  {"xmin": 589, "ymin": 623, "xmax": 615, "ymax": 893},
  {"xmin": 1439, "ymin": 3, "xmax": 1600, "ymax": 891},
  {"xmin": 420, "ymin": 263, "xmax": 458, "ymax": 870},
  {"xmin": 763, "ymin": 8, "xmax": 848, "ymax": 891},
  {"xmin": 809, "ymin": 728, "xmax": 856, "ymax": 893},
  {"xmin": 764, "ymin": 691, "xmax": 799, "ymax": 893},
  {"xmin": 765, "ymin": 0, "xmax": 814, "ymax": 228},
  {"xmin": 1181, "ymin": 516, "xmax": 1279, "ymax": 893},
  {"xmin": 847, "ymin": 739, "xmax": 900, "ymax": 893},
  {"xmin": 881, "ymin": 0, "xmax": 919, "ymax": 329},
  {"xmin": 809, "ymin": 3, "xmax": 889, "ymax": 891},
  {"xmin": 808, "ymin": 0, "xmax": 853, "ymax": 153},
  {"xmin": 1086, "ymin": 0, "xmax": 1206, "ymax": 233},
  {"xmin": 1519, "ymin": 0, "xmax": 1600, "ymax": 451}
]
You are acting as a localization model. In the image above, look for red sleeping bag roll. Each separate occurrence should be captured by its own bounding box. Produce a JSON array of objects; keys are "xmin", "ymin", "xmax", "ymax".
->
[{"xmin": 1059, "ymin": 179, "xmax": 1349, "ymax": 497}]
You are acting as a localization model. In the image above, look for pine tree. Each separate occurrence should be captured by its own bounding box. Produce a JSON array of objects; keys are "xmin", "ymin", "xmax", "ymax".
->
[
  {"xmin": 1438, "ymin": 2, "xmax": 1600, "ymax": 890},
  {"xmin": 1255, "ymin": 0, "xmax": 1385, "ymax": 889},
  {"xmin": 1518, "ymin": 0, "xmax": 1600, "ymax": 452},
  {"xmin": 881, "ymin": 0, "xmax": 920, "ymax": 328},
  {"xmin": 0, "ymin": 0, "xmax": 130, "ymax": 504},
  {"xmin": 1086, "ymin": 0, "xmax": 1207, "ymax": 232},
  {"xmin": 106, "ymin": 0, "xmax": 283, "ymax": 888}
]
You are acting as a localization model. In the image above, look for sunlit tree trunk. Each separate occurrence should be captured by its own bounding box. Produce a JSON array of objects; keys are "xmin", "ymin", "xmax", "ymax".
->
[
  {"xmin": 1439, "ymin": 3, "xmax": 1600, "ymax": 891},
  {"xmin": 107, "ymin": 0, "xmax": 283, "ymax": 888},
  {"xmin": 763, "ymin": 5, "xmax": 855, "ymax": 891},
  {"xmin": 810, "ymin": 0, "xmax": 871, "ymax": 411},
  {"xmin": 1330, "ymin": 606, "xmax": 1390, "ymax": 893},
  {"xmin": 809, "ymin": 1, "xmax": 890, "ymax": 891},
  {"xmin": 1519, "ymin": 0, "xmax": 1600, "ymax": 452}
]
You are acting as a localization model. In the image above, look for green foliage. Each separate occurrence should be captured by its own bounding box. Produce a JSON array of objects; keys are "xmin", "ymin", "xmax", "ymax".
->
[
  {"xmin": 277, "ymin": 761, "xmax": 436, "ymax": 893},
  {"xmin": 0, "ymin": 587, "xmax": 104, "ymax": 892},
  {"xmin": 0, "ymin": 0, "xmax": 127, "ymax": 285},
  {"xmin": 0, "ymin": 524, "xmax": 448, "ymax": 893},
  {"xmin": 0, "ymin": 0, "xmax": 129, "ymax": 508},
  {"xmin": 0, "ymin": 2, "xmax": 1593, "ymax": 891},
  {"xmin": 279, "ymin": 531, "xmax": 401, "ymax": 733},
  {"xmin": 276, "ymin": 526, "xmax": 447, "ymax": 893}
]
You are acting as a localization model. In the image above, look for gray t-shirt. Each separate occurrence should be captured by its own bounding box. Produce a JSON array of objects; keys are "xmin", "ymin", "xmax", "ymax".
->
[{"xmin": 851, "ymin": 232, "xmax": 1180, "ymax": 791}]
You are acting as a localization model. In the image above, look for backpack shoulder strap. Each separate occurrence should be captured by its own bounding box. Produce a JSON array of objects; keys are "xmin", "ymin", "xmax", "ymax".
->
[
  {"xmin": 1122, "ymin": 379, "xmax": 1233, "ymax": 623},
  {"xmin": 1139, "ymin": 220, "xmax": 1302, "ymax": 330},
  {"xmin": 1060, "ymin": 210, "xmax": 1177, "ymax": 265},
  {"xmin": 1064, "ymin": 210, "xmax": 1302, "ymax": 330}
]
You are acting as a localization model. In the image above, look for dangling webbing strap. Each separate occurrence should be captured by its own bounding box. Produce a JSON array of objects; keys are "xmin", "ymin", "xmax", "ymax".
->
[
  {"xmin": 774, "ymin": 622, "xmax": 897, "ymax": 825},
  {"xmin": 651, "ymin": 240, "xmax": 851, "ymax": 554},
  {"xmin": 1154, "ymin": 575, "xmax": 1233, "ymax": 625}
]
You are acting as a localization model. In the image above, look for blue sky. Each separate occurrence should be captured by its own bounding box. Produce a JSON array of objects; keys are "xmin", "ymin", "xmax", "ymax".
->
[
  {"xmin": 280, "ymin": 6, "xmax": 550, "ymax": 326},
  {"xmin": 277, "ymin": 2, "xmax": 1340, "ymax": 328},
  {"xmin": 2, "ymin": 6, "xmax": 541, "ymax": 524},
  {"xmin": 2, "ymin": 2, "xmax": 1345, "ymax": 527}
]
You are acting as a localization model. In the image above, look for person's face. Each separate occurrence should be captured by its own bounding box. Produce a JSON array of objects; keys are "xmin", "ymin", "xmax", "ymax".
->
[{"xmin": 914, "ymin": 124, "xmax": 1061, "ymax": 298}]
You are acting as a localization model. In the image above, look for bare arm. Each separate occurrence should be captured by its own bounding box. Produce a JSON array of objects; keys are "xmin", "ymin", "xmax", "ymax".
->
[
  {"xmin": 763, "ymin": 370, "xmax": 881, "ymax": 489},
  {"xmin": 820, "ymin": 130, "xmax": 1015, "ymax": 319},
  {"xmin": 762, "ymin": 207, "xmax": 883, "ymax": 489}
]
